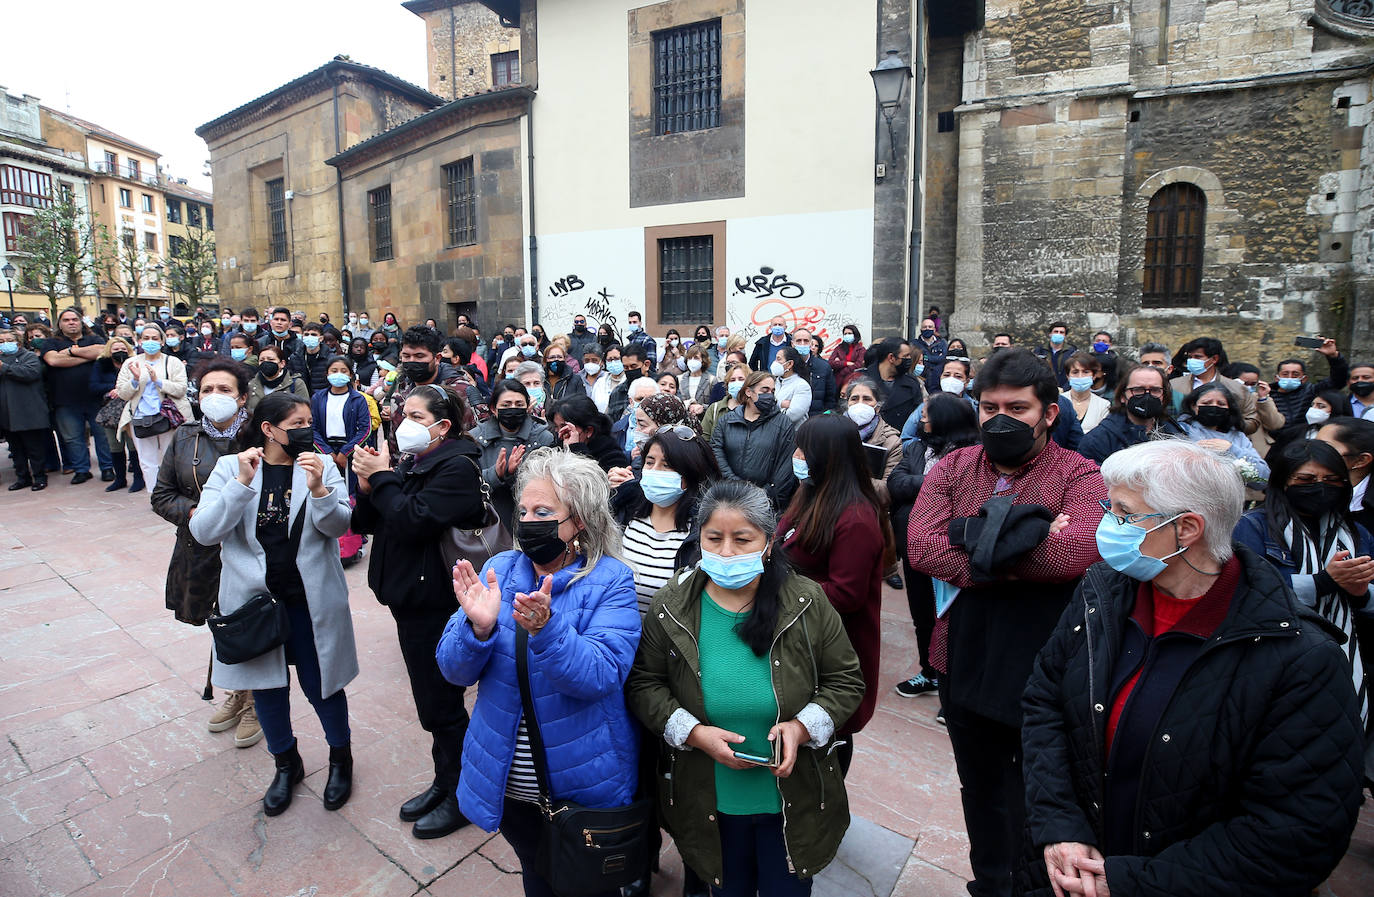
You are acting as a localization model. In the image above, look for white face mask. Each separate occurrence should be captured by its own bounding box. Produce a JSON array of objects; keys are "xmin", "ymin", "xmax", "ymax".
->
[
  {"xmin": 846, "ymin": 403, "xmax": 877, "ymax": 426},
  {"xmin": 199, "ymin": 393, "xmax": 240, "ymax": 423},
  {"xmin": 686, "ymin": 358, "xmax": 702, "ymax": 373},
  {"xmin": 940, "ymin": 377, "xmax": 966, "ymax": 395},
  {"xmin": 395, "ymin": 418, "xmax": 440, "ymax": 454},
  {"xmin": 583, "ymin": 362, "xmax": 601, "ymax": 376},
  {"xmin": 1305, "ymin": 406, "xmax": 1331, "ymax": 426}
]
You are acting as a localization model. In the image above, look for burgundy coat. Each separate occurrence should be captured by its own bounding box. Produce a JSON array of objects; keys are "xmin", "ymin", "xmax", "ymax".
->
[
  {"xmin": 781, "ymin": 501, "xmax": 885, "ymax": 738},
  {"xmin": 828, "ymin": 341, "xmax": 866, "ymax": 391}
]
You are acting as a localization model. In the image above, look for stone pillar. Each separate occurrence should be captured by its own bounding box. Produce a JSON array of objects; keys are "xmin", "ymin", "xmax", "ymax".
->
[{"xmin": 869, "ymin": 0, "xmax": 913, "ymax": 339}]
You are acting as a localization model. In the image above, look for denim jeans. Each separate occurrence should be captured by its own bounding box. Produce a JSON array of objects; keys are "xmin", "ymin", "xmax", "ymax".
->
[
  {"xmin": 53, "ymin": 403, "xmax": 113, "ymax": 474},
  {"xmin": 713, "ymin": 813, "xmax": 813, "ymax": 897},
  {"xmin": 253, "ymin": 600, "xmax": 351, "ymax": 755}
]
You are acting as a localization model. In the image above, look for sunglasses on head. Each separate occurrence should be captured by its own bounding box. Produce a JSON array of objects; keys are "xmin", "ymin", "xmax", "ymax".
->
[{"xmin": 654, "ymin": 424, "xmax": 700, "ymax": 443}]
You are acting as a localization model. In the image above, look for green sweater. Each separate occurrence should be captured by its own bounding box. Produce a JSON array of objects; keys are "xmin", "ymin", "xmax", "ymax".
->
[{"xmin": 699, "ymin": 591, "xmax": 781, "ymax": 815}]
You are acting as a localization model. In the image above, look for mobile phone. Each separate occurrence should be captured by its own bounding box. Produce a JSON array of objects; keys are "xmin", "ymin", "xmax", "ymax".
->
[
  {"xmin": 1294, "ymin": 336, "xmax": 1326, "ymax": 349},
  {"xmin": 732, "ymin": 750, "xmax": 775, "ymax": 766}
]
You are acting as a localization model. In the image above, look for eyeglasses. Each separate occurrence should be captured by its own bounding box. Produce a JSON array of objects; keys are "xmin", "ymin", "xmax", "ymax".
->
[
  {"xmin": 1287, "ymin": 474, "xmax": 1349, "ymax": 486},
  {"xmin": 655, "ymin": 424, "xmax": 701, "ymax": 443},
  {"xmin": 1125, "ymin": 386, "xmax": 1165, "ymax": 397},
  {"xmin": 1099, "ymin": 499, "xmax": 1183, "ymax": 526}
]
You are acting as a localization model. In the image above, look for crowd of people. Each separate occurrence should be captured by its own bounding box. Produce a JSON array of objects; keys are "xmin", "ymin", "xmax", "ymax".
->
[{"xmin": 2, "ymin": 299, "xmax": 1372, "ymax": 897}]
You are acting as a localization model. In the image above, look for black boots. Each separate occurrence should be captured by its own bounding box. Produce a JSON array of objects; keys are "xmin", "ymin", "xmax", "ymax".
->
[
  {"xmin": 127, "ymin": 462, "xmax": 145, "ymax": 493},
  {"xmin": 263, "ymin": 741, "xmax": 304, "ymax": 816},
  {"xmin": 412, "ymin": 793, "xmax": 469, "ymax": 840},
  {"xmin": 322, "ymin": 744, "xmax": 353, "ymax": 811},
  {"xmin": 105, "ymin": 455, "xmax": 128, "ymax": 492},
  {"xmin": 399, "ymin": 783, "xmax": 447, "ymax": 822}
]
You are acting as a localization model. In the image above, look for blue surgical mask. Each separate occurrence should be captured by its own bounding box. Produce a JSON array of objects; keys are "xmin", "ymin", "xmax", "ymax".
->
[
  {"xmin": 727, "ymin": 380, "xmax": 743, "ymax": 398},
  {"xmin": 0, "ymin": 342, "xmax": 17, "ymax": 355},
  {"xmin": 302, "ymin": 335, "xmax": 321, "ymax": 350},
  {"xmin": 230, "ymin": 347, "xmax": 249, "ymax": 361},
  {"xmin": 1277, "ymin": 377, "xmax": 1302, "ymax": 391},
  {"xmin": 842, "ymin": 333, "xmax": 855, "ymax": 344},
  {"xmin": 607, "ymin": 359, "xmax": 625, "ymax": 376},
  {"xmin": 628, "ymin": 322, "xmax": 641, "ymax": 333},
  {"xmin": 527, "ymin": 386, "xmax": 545, "ymax": 407},
  {"xmin": 1186, "ymin": 357, "xmax": 1209, "ymax": 376},
  {"xmin": 327, "ymin": 372, "xmax": 351, "ymax": 388},
  {"xmin": 792, "ymin": 457, "xmax": 810, "ymax": 481},
  {"xmin": 699, "ymin": 548, "xmax": 767, "ymax": 590},
  {"xmin": 1050, "ymin": 333, "xmax": 1065, "ymax": 346},
  {"xmin": 1092, "ymin": 341, "xmax": 1110, "ymax": 354},
  {"xmin": 640, "ymin": 468, "xmax": 685, "ymax": 507},
  {"xmin": 242, "ymin": 322, "xmax": 258, "ymax": 334},
  {"xmin": 164, "ymin": 336, "xmax": 180, "ymax": 348},
  {"xmin": 771, "ymin": 325, "xmax": 785, "ymax": 337},
  {"xmin": 1095, "ymin": 511, "xmax": 1186, "ymax": 581},
  {"xmin": 912, "ymin": 363, "xmax": 924, "ymax": 376},
  {"xmin": 1068, "ymin": 376, "xmax": 1094, "ymax": 393},
  {"xmin": 141, "ymin": 339, "xmax": 162, "ymax": 355},
  {"xmin": 717, "ymin": 336, "xmax": 729, "ymax": 349},
  {"xmin": 521, "ymin": 344, "xmax": 537, "ymax": 358},
  {"xmin": 796, "ymin": 344, "xmax": 811, "ymax": 356}
]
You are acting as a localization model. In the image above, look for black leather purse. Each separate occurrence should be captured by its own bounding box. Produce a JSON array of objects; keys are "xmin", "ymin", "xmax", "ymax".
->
[
  {"xmin": 515, "ymin": 627, "xmax": 650, "ymax": 897},
  {"xmin": 207, "ymin": 593, "xmax": 291, "ymax": 664}
]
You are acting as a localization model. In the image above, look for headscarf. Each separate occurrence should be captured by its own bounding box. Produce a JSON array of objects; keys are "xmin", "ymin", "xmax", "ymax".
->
[{"xmin": 640, "ymin": 393, "xmax": 698, "ymax": 433}]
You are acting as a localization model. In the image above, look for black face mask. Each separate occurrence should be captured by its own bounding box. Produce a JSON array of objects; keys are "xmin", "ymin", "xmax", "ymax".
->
[
  {"xmin": 517, "ymin": 518, "xmax": 571, "ymax": 565},
  {"xmin": 982, "ymin": 413, "xmax": 1042, "ymax": 467},
  {"xmin": 1126, "ymin": 394, "xmax": 1164, "ymax": 420},
  {"xmin": 623, "ymin": 368, "xmax": 643, "ymax": 384},
  {"xmin": 896, "ymin": 357, "xmax": 913, "ymax": 376},
  {"xmin": 1195, "ymin": 406, "xmax": 1232, "ymax": 431},
  {"xmin": 1351, "ymin": 381, "xmax": 1374, "ymax": 398},
  {"xmin": 402, "ymin": 361, "xmax": 436, "ymax": 383},
  {"xmin": 497, "ymin": 407, "xmax": 528, "ymax": 431},
  {"xmin": 259, "ymin": 360, "xmax": 281, "ymax": 379},
  {"xmin": 753, "ymin": 393, "xmax": 778, "ymax": 416},
  {"xmin": 547, "ymin": 360, "xmax": 565, "ymax": 377},
  {"xmin": 275, "ymin": 426, "xmax": 316, "ymax": 459},
  {"xmin": 111, "ymin": 351, "xmax": 129, "ymax": 364},
  {"xmin": 573, "ymin": 324, "xmax": 587, "ymax": 333},
  {"xmin": 1286, "ymin": 483, "xmax": 1345, "ymax": 518},
  {"xmin": 920, "ymin": 329, "xmax": 935, "ymax": 340},
  {"xmin": 598, "ymin": 333, "xmax": 613, "ymax": 346}
]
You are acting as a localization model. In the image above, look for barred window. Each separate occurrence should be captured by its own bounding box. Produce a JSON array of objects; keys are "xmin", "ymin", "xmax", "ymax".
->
[
  {"xmin": 369, "ymin": 185, "xmax": 393, "ymax": 262},
  {"xmin": 492, "ymin": 51, "xmax": 519, "ymax": 87},
  {"xmin": 1142, "ymin": 183, "xmax": 1205, "ymax": 308},
  {"xmin": 653, "ymin": 20, "xmax": 722, "ymax": 136},
  {"xmin": 266, "ymin": 178, "xmax": 287, "ymax": 263},
  {"xmin": 444, "ymin": 159, "xmax": 476, "ymax": 247},
  {"xmin": 659, "ymin": 236, "xmax": 714, "ymax": 324},
  {"xmin": 0, "ymin": 165, "xmax": 53, "ymax": 208}
]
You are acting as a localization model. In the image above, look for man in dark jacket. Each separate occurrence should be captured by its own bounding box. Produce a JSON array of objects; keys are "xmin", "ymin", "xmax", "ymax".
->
[
  {"xmin": 1020, "ymin": 439, "xmax": 1363, "ymax": 897},
  {"xmin": 916, "ymin": 316, "xmax": 948, "ymax": 391},
  {"xmin": 566, "ymin": 314, "xmax": 598, "ymax": 362},
  {"xmin": 792, "ymin": 327, "xmax": 836, "ymax": 415},
  {"xmin": 606, "ymin": 345, "xmax": 651, "ymax": 421},
  {"xmin": 289, "ymin": 322, "xmax": 333, "ymax": 393},
  {"xmin": 623, "ymin": 311, "xmax": 658, "ymax": 371},
  {"xmin": 0, "ymin": 330, "xmax": 52, "ymax": 490},
  {"xmin": 858, "ymin": 337, "xmax": 925, "ymax": 430},
  {"xmin": 1270, "ymin": 338, "xmax": 1348, "ymax": 425},
  {"xmin": 1032, "ymin": 321, "xmax": 1077, "ymax": 389},
  {"xmin": 909, "ymin": 348, "xmax": 1106, "ymax": 897},
  {"xmin": 257, "ymin": 306, "xmax": 302, "ymax": 358}
]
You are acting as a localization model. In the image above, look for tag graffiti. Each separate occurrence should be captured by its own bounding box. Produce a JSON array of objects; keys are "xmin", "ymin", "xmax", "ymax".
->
[
  {"xmin": 733, "ymin": 266, "xmax": 805, "ymax": 300},
  {"xmin": 548, "ymin": 274, "xmax": 585, "ymax": 297}
]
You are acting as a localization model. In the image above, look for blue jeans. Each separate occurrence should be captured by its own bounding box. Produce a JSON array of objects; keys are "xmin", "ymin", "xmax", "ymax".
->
[
  {"xmin": 53, "ymin": 403, "xmax": 113, "ymax": 474},
  {"xmin": 253, "ymin": 600, "xmax": 351, "ymax": 755},
  {"xmin": 713, "ymin": 813, "xmax": 813, "ymax": 897}
]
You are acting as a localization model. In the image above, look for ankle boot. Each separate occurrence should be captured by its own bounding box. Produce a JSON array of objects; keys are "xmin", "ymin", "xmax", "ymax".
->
[
  {"xmin": 105, "ymin": 454, "xmax": 128, "ymax": 492},
  {"xmin": 263, "ymin": 741, "xmax": 304, "ymax": 817},
  {"xmin": 399, "ymin": 783, "xmax": 447, "ymax": 822},
  {"xmin": 413, "ymin": 793, "xmax": 469, "ymax": 840},
  {"xmin": 322, "ymin": 744, "xmax": 353, "ymax": 811},
  {"xmin": 127, "ymin": 462, "xmax": 145, "ymax": 494}
]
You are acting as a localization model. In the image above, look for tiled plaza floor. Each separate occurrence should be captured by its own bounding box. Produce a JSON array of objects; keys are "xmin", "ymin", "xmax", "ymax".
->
[{"xmin": 0, "ymin": 474, "xmax": 1370, "ymax": 896}]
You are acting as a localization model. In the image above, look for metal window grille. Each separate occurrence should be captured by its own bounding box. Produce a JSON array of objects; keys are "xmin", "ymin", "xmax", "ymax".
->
[
  {"xmin": 1327, "ymin": 1, "xmax": 1374, "ymax": 18},
  {"xmin": 659, "ymin": 236, "xmax": 714, "ymax": 324},
  {"xmin": 369, "ymin": 185, "xmax": 393, "ymax": 262},
  {"xmin": 937, "ymin": 111, "xmax": 956, "ymax": 133},
  {"xmin": 266, "ymin": 178, "xmax": 287, "ymax": 263},
  {"xmin": 492, "ymin": 51, "xmax": 519, "ymax": 87},
  {"xmin": 0, "ymin": 165, "xmax": 53, "ymax": 208},
  {"xmin": 1142, "ymin": 183, "xmax": 1205, "ymax": 308},
  {"xmin": 653, "ymin": 20, "xmax": 722, "ymax": 136},
  {"xmin": 444, "ymin": 159, "xmax": 477, "ymax": 246}
]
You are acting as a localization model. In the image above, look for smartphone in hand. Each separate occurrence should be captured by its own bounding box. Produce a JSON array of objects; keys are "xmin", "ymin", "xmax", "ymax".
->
[{"xmin": 1294, "ymin": 336, "xmax": 1326, "ymax": 349}]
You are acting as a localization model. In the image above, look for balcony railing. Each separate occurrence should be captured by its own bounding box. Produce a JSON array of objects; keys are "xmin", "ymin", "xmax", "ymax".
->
[{"xmin": 91, "ymin": 161, "xmax": 161, "ymax": 186}]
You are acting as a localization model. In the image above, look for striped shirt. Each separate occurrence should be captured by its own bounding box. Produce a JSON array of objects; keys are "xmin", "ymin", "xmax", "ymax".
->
[
  {"xmin": 505, "ymin": 715, "xmax": 541, "ymax": 803},
  {"xmin": 622, "ymin": 517, "xmax": 689, "ymax": 615}
]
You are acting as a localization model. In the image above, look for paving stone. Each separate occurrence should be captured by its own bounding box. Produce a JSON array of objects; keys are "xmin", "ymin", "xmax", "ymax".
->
[{"xmin": 0, "ymin": 820, "xmax": 99, "ymax": 897}]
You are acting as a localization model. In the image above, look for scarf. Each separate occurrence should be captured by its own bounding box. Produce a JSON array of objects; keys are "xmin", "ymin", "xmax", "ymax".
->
[
  {"xmin": 858, "ymin": 417, "xmax": 879, "ymax": 442},
  {"xmin": 1285, "ymin": 515, "xmax": 1367, "ymax": 727},
  {"xmin": 202, "ymin": 406, "xmax": 249, "ymax": 441}
]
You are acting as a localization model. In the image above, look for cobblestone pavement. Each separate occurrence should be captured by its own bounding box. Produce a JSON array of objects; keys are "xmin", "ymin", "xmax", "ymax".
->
[{"xmin": 0, "ymin": 479, "xmax": 1370, "ymax": 896}]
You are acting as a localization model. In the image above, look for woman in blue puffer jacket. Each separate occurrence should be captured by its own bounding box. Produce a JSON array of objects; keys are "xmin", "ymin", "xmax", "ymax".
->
[{"xmin": 437, "ymin": 447, "xmax": 640, "ymax": 897}]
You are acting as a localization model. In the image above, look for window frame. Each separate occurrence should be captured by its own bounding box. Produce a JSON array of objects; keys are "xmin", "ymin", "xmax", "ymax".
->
[
  {"xmin": 127, "ymin": 159, "xmax": 140, "ymax": 181},
  {"xmin": 491, "ymin": 51, "xmax": 520, "ymax": 87},
  {"xmin": 0, "ymin": 165, "xmax": 54, "ymax": 208},
  {"xmin": 1142, "ymin": 182, "xmax": 1206, "ymax": 308},
  {"xmin": 369, "ymin": 184, "xmax": 393, "ymax": 262},
  {"xmin": 143, "ymin": 231, "xmax": 158, "ymax": 253},
  {"xmin": 652, "ymin": 19, "xmax": 723, "ymax": 136},
  {"xmin": 266, "ymin": 178, "xmax": 287, "ymax": 264},
  {"xmin": 3, "ymin": 211, "xmax": 33, "ymax": 252},
  {"xmin": 187, "ymin": 203, "xmax": 202, "ymax": 228},
  {"xmin": 166, "ymin": 198, "xmax": 182, "ymax": 224},
  {"xmin": 443, "ymin": 158, "xmax": 477, "ymax": 248},
  {"xmin": 141, "ymin": 193, "xmax": 154, "ymax": 214},
  {"xmin": 118, "ymin": 188, "xmax": 132, "ymax": 208},
  {"xmin": 168, "ymin": 234, "xmax": 185, "ymax": 258}
]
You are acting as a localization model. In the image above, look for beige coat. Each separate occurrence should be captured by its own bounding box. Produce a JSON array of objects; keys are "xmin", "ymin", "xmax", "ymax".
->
[{"xmin": 115, "ymin": 352, "xmax": 193, "ymax": 432}]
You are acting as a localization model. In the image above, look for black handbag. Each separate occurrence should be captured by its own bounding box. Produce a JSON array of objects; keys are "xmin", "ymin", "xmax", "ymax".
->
[
  {"xmin": 207, "ymin": 593, "xmax": 291, "ymax": 664},
  {"xmin": 515, "ymin": 627, "xmax": 650, "ymax": 897},
  {"xmin": 439, "ymin": 456, "xmax": 513, "ymax": 571}
]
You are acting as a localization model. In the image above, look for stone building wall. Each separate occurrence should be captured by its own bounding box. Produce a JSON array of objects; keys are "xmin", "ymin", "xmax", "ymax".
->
[
  {"xmin": 920, "ymin": 35, "xmax": 964, "ymax": 314},
  {"xmin": 412, "ymin": 0, "xmax": 520, "ymax": 99}
]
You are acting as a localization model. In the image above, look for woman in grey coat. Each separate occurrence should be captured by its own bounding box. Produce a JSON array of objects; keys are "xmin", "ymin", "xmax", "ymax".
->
[
  {"xmin": 189, "ymin": 391, "xmax": 358, "ymax": 818},
  {"xmin": 470, "ymin": 380, "xmax": 558, "ymax": 529},
  {"xmin": 0, "ymin": 329, "xmax": 52, "ymax": 491}
]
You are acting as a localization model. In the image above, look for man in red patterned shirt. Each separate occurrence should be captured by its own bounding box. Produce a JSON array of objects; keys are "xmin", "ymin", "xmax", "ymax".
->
[{"xmin": 909, "ymin": 348, "xmax": 1106, "ymax": 897}]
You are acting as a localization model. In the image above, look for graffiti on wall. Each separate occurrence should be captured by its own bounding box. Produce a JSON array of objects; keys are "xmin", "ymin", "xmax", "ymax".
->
[
  {"xmin": 730, "ymin": 268, "xmax": 859, "ymax": 355},
  {"xmin": 733, "ymin": 266, "xmax": 806, "ymax": 300},
  {"xmin": 540, "ymin": 274, "xmax": 620, "ymax": 339}
]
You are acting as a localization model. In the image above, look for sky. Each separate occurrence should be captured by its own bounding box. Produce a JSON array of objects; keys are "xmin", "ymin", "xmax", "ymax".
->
[{"xmin": 5, "ymin": 0, "xmax": 431, "ymax": 191}]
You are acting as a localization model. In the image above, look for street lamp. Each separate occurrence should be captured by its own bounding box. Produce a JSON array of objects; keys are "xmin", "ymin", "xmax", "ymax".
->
[
  {"xmin": 870, "ymin": 49, "xmax": 913, "ymax": 163},
  {"xmin": 1, "ymin": 262, "xmax": 14, "ymax": 321}
]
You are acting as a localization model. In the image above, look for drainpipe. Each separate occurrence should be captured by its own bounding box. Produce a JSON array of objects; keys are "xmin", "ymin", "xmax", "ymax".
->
[
  {"xmin": 332, "ymin": 81, "xmax": 350, "ymax": 316},
  {"xmin": 907, "ymin": 0, "xmax": 925, "ymax": 336},
  {"xmin": 450, "ymin": 5, "xmax": 458, "ymax": 100},
  {"xmin": 527, "ymin": 95, "xmax": 538, "ymax": 328}
]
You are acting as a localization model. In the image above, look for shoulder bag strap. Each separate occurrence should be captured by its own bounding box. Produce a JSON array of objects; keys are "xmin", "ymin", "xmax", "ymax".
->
[{"xmin": 515, "ymin": 626, "xmax": 555, "ymax": 813}]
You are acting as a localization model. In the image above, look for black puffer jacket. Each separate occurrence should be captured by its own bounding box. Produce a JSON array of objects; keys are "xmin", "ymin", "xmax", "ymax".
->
[
  {"xmin": 709, "ymin": 402, "xmax": 797, "ymax": 509},
  {"xmin": 351, "ymin": 438, "xmax": 488, "ymax": 614},
  {"xmin": 1019, "ymin": 546, "xmax": 1364, "ymax": 897}
]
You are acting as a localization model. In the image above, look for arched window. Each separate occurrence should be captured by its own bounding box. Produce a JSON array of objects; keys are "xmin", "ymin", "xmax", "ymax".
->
[{"xmin": 1142, "ymin": 182, "xmax": 1205, "ymax": 307}]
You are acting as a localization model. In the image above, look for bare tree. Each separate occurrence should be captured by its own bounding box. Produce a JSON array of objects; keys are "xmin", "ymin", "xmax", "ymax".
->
[
  {"xmin": 165, "ymin": 223, "xmax": 217, "ymax": 309},
  {"xmin": 99, "ymin": 228, "xmax": 152, "ymax": 307},
  {"xmin": 12, "ymin": 189, "xmax": 106, "ymax": 319}
]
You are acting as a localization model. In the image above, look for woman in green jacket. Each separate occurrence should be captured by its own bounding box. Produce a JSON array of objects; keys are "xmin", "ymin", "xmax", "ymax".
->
[{"xmin": 626, "ymin": 479, "xmax": 864, "ymax": 896}]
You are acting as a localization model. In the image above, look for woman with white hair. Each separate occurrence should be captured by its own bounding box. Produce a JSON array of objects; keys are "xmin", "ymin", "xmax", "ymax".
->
[
  {"xmin": 437, "ymin": 448, "xmax": 641, "ymax": 897},
  {"xmin": 514, "ymin": 360, "xmax": 548, "ymax": 422},
  {"xmin": 1020, "ymin": 439, "xmax": 1364, "ymax": 897}
]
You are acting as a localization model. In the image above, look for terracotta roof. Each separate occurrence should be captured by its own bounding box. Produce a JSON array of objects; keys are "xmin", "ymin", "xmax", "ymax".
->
[
  {"xmin": 162, "ymin": 180, "xmax": 213, "ymax": 203},
  {"xmin": 195, "ymin": 57, "xmax": 443, "ymax": 142},
  {"xmin": 40, "ymin": 107, "xmax": 160, "ymax": 158},
  {"xmin": 325, "ymin": 84, "xmax": 532, "ymax": 170}
]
